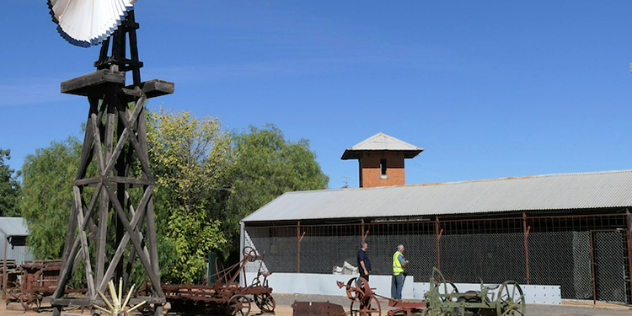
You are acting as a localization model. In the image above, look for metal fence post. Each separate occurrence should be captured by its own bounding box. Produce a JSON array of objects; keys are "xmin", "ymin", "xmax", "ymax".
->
[
  {"xmin": 626, "ymin": 209, "xmax": 632, "ymax": 303},
  {"xmin": 296, "ymin": 221, "xmax": 305, "ymax": 273},
  {"xmin": 435, "ymin": 217, "xmax": 443, "ymax": 270},
  {"xmin": 523, "ymin": 213, "xmax": 531, "ymax": 285},
  {"xmin": 589, "ymin": 230, "xmax": 597, "ymax": 305}
]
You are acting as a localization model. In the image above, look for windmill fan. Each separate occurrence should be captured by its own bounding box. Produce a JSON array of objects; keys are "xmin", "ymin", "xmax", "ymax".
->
[{"xmin": 47, "ymin": 0, "xmax": 137, "ymax": 47}]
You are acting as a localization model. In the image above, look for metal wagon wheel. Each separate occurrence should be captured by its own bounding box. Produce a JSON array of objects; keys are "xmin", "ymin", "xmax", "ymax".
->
[
  {"xmin": 229, "ymin": 294, "xmax": 252, "ymax": 316},
  {"xmin": 496, "ymin": 281, "xmax": 525, "ymax": 316},
  {"xmin": 254, "ymin": 293, "xmax": 275, "ymax": 313},
  {"xmin": 350, "ymin": 295, "xmax": 381, "ymax": 316},
  {"xmin": 431, "ymin": 268, "xmax": 459, "ymax": 302},
  {"xmin": 345, "ymin": 277, "xmax": 362, "ymax": 301}
]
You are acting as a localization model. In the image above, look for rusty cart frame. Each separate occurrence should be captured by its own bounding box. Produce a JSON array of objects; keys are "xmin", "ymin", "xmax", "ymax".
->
[
  {"xmin": 160, "ymin": 247, "xmax": 274, "ymax": 316},
  {"xmin": 338, "ymin": 267, "xmax": 525, "ymax": 316}
]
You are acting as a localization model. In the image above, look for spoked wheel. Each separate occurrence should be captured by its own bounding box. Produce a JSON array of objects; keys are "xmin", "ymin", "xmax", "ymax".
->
[
  {"xmin": 496, "ymin": 281, "xmax": 526, "ymax": 316},
  {"xmin": 346, "ymin": 277, "xmax": 362, "ymax": 301},
  {"xmin": 254, "ymin": 294, "xmax": 275, "ymax": 313},
  {"xmin": 229, "ymin": 295, "xmax": 252, "ymax": 316},
  {"xmin": 430, "ymin": 268, "xmax": 458, "ymax": 302},
  {"xmin": 350, "ymin": 296, "xmax": 381, "ymax": 316}
]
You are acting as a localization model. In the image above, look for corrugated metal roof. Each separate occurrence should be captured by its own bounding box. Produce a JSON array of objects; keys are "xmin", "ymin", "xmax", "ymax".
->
[
  {"xmin": 242, "ymin": 170, "xmax": 632, "ymax": 223},
  {"xmin": 0, "ymin": 217, "xmax": 29, "ymax": 237},
  {"xmin": 341, "ymin": 133, "xmax": 423, "ymax": 159}
]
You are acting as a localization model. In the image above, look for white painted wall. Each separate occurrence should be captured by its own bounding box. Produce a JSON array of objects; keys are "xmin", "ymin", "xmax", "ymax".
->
[
  {"xmin": 265, "ymin": 273, "xmax": 414, "ymax": 299},
  {"xmin": 265, "ymin": 273, "xmax": 561, "ymax": 305}
]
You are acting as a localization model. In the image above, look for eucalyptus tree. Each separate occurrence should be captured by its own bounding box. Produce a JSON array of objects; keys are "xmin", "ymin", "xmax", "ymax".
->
[
  {"xmin": 20, "ymin": 138, "xmax": 82, "ymax": 259},
  {"xmin": 222, "ymin": 125, "xmax": 329, "ymax": 252}
]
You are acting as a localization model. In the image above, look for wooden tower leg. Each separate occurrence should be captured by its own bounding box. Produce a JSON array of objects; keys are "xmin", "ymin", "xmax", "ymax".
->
[{"xmin": 50, "ymin": 71, "xmax": 173, "ymax": 314}]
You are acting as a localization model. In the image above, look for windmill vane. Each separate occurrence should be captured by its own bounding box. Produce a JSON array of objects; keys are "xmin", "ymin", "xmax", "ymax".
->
[{"xmin": 47, "ymin": 0, "xmax": 137, "ymax": 47}]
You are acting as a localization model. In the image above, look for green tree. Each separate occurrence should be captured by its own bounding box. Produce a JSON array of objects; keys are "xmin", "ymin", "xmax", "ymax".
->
[
  {"xmin": 18, "ymin": 110, "xmax": 330, "ymax": 284},
  {"xmin": 147, "ymin": 108, "xmax": 230, "ymax": 283},
  {"xmin": 222, "ymin": 125, "xmax": 329, "ymax": 252},
  {"xmin": 20, "ymin": 137, "xmax": 82, "ymax": 259},
  {"xmin": 0, "ymin": 149, "xmax": 21, "ymax": 217}
]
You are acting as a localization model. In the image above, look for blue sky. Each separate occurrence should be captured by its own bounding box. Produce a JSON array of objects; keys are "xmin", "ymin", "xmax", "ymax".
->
[{"xmin": 2, "ymin": 1, "xmax": 632, "ymax": 189}]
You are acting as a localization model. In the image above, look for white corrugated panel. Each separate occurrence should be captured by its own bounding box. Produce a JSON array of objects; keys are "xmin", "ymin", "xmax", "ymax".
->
[
  {"xmin": 0, "ymin": 217, "xmax": 29, "ymax": 237},
  {"xmin": 243, "ymin": 170, "xmax": 632, "ymax": 222}
]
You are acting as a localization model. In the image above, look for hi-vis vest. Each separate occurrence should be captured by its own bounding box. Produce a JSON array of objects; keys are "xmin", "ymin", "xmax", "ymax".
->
[{"xmin": 393, "ymin": 252, "xmax": 404, "ymax": 276}]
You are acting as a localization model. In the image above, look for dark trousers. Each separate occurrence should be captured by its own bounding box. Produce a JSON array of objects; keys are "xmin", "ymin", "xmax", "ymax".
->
[{"xmin": 359, "ymin": 274, "xmax": 370, "ymax": 282}]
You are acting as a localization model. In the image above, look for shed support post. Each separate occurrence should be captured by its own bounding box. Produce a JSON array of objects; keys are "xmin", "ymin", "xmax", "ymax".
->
[
  {"xmin": 589, "ymin": 230, "xmax": 597, "ymax": 305},
  {"xmin": 2, "ymin": 236, "xmax": 7, "ymax": 297},
  {"xmin": 361, "ymin": 219, "xmax": 364, "ymax": 243},
  {"xmin": 626, "ymin": 209, "xmax": 632, "ymax": 304},
  {"xmin": 361, "ymin": 219, "xmax": 369, "ymax": 244},
  {"xmin": 435, "ymin": 217, "xmax": 443, "ymax": 270},
  {"xmin": 523, "ymin": 213, "xmax": 531, "ymax": 285},
  {"xmin": 296, "ymin": 222, "xmax": 306, "ymax": 273},
  {"xmin": 239, "ymin": 221, "xmax": 245, "ymax": 286}
]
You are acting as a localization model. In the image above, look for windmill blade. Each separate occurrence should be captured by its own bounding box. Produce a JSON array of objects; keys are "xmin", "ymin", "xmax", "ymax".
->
[{"xmin": 47, "ymin": 0, "xmax": 137, "ymax": 48}]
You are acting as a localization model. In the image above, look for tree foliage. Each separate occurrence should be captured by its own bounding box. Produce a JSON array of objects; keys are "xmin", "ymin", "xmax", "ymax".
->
[
  {"xmin": 20, "ymin": 138, "xmax": 82, "ymax": 259},
  {"xmin": 221, "ymin": 125, "xmax": 329, "ymax": 252},
  {"xmin": 19, "ymin": 109, "xmax": 329, "ymax": 284},
  {"xmin": 147, "ymin": 108, "xmax": 230, "ymax": 283},
  {"xmin": 0, "ymin": 149, "xmax": 21, "ymax": 217}
]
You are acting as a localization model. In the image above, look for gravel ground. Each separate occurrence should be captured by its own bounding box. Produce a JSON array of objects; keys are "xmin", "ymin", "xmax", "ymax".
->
[
  {"xmin": 272, "ymin": 293, "xmax": 632, "ymax": 316},
  {"xmin": 2, "ymin": 294, "xmax": 630, "ymax": 316}
]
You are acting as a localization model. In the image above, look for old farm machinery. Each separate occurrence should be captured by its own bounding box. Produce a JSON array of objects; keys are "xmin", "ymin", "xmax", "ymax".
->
[
  {"xmin": 6, "ymin": 247, "xmax": 274, "ymax": 316},
  {"xmin": 5, "ymin": 261, "xmax": 63, "ymax": 312},
  {"xmin": 157, "ymin": 247, "xmax": 275, "ymax": 316},
  {"xmin": 338, "ymin": 268, "xmax": 525, "ymax": 316}
]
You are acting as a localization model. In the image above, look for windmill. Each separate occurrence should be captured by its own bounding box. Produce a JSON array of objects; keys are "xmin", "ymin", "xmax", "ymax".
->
[{"xmin": 46, "ymin": 1, "xmax": 173, "ymax": 316}]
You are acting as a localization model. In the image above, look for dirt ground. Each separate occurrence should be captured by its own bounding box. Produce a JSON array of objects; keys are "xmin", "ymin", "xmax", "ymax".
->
[{"xmin": 2, "ymin": 294, "xmax": 631, "ymax": 316}]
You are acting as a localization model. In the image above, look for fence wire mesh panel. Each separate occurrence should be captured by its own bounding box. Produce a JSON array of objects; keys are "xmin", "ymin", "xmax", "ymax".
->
[
  {"xmin": 440, "ymin": 233, "xmax": 525, "ymax": 284},
  {"xmin": 438, "ymin": 217, "xmax": 525, "ymax": 284},
  {"xmin": 593, "ymin": 230, "xmax": 628, "ymax": 303},
  {"xmin": 365, "ymin": 221, "xmax": 437, "ymax": 280},
  {"xmin": 526, "ymin": 214, "xmax": 630, "ymax": 301},
  {"xmin": 246, "ymin": 226, "xmax": 298, "ymax": 273},
  {"xmin": 528, "ymin": 231, "xmax": 591, "ymax": 299},
  {"xmin": 243, "ymin": 212, "xmax": 631, "ymax": 302},
  {"xmin": 299, "ymin": 225, "xmax": 362, "ymax": 274}
]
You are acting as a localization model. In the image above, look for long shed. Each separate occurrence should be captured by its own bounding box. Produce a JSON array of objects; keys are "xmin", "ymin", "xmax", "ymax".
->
[{"xmin": 241, "ymin": 170, "xmax": 632, "ymax": 303}]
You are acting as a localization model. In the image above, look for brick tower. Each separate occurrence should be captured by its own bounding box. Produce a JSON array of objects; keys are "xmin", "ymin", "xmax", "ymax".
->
[{"xmin": 342, "ymin": 133, "xmax": 423, "ymax": 188}]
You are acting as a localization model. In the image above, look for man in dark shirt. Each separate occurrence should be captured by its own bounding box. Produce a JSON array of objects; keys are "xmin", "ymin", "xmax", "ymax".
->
[{"xmin": 357, "ymin": 242, "xmax": 371, "ymax": 281}]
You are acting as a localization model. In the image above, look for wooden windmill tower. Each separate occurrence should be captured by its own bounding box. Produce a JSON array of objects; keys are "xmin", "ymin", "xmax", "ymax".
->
[{"xmin": 46, "ymin": 1, "xmax": 173, "ymax": 316}]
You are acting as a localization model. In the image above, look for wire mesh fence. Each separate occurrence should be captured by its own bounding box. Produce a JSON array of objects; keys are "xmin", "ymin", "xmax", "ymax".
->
[{"xmin": 244, "ymin": 212, "xmax": 631, "ymax": 303}]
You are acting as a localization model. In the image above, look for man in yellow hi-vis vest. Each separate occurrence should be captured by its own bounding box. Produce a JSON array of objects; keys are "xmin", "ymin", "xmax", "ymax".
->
[{"xmin": 391, "ymin": 244, "xmax": 409, "ymax": 300}]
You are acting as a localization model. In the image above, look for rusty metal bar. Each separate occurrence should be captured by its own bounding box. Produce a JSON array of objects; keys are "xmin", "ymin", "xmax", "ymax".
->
[
  {"xmin": 435, "ymin": 217, "xmax": 443, "ymax": 270},
  {"xmin": 296, "ymin": 222, "xmax": 300, "ymax": 273},
  {"xmin": 361, "ymin": 219, "xmax": 365, "ymax": 243},
  {"xmin": 589, "ymin": 230, "xmax": 596, "ymax": 305},
  {"xmin": 3, "ymin": 236, "xmax": 7, "ymax": 297},
  {"xmin": 523, "ymin": 213, "xmax": 530, "ymax": 285},
  {"xmin": 361, "ymin": 219, "xmax": 369, "ymax": 244},
  {"xmin": 296, "ymin": 221, "xmax": 305, "ymax": 273},
  {"xmin": 627, "ymin": 209, "xmax": 632, "ymax": 304}
]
